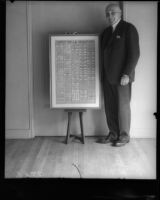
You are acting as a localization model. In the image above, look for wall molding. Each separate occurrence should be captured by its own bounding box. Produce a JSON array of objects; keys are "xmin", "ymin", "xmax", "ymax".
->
[
  {"xmin": 122, "ymin": 1, "xmax": 127, "ymax": 20},
  {"xmin": 5, "ymin": 129, "xmax": 34, "ymax": 139},
  {"xmin": 26, "ymin": 1, "xmax": 35, "ymax": 138},
  {"xmin": 35, "ymin": 129, "xmax": 156, "ymax": 138},
  {"xmin": 130, "ymin": 128, "xmax": 156, "ymax": 138},
  {"xmin": 6, "ymin": 129, "xmax": 156, "ymax": 138}
]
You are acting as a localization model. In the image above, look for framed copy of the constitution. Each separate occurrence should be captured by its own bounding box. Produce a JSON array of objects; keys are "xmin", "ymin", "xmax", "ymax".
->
[{"xmin": 49, "ymin": 34, "xmax": 100, "ymax": 108}]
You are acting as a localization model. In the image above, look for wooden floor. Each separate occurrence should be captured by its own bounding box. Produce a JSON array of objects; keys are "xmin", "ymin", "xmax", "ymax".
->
[{"xmin": 5, "ymin": 137, "xmax": 156, "ymax": 179}]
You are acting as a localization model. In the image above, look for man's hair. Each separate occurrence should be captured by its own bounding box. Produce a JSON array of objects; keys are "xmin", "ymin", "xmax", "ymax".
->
[{"xmin": 105, "ymin": 3, "xmax": 121, "ymax": 12}]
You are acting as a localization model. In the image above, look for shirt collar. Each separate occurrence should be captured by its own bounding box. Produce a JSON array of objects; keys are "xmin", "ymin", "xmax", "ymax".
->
[{"xmin": 112, "ymin": 19, "xmax": 121, "ymax": 32}]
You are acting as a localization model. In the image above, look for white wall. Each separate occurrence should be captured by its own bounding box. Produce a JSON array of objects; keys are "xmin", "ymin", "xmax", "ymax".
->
[
  {"xmin": 124, "ymin": 1, "xmax": 157, "ymax": 138},
  {"xmin": 31, "ymin": 1, "xmax": 112, "ymax": 137},
  {"xmin": 5, "ymin": 1, "xmax": 157, "ymax": 138}
]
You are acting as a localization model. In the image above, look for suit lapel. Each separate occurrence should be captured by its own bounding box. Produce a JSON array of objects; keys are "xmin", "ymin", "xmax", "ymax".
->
[
  {"xmin": 106, "ymin": 32, "xmax": 114, "ymax": 48},
  {"xmin": 102, "ymin": 26, "xmax": 112, "ymax": 49},
  {"xmin": 106, "ymin": 20, "xmax": 124, "ymax": 48}
]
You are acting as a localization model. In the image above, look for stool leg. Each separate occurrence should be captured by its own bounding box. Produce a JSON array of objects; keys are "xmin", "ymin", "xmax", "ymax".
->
[
  {"xmin": 65, "ymin": 112, "xmax": 72, "ymax": 144},
  {"xmin": 79, "ymin": 112, "xmax": 85, "ymax": 144}
]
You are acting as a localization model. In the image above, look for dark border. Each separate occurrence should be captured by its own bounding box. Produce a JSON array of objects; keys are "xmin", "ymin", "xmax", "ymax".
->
[{"xmin": 1, "ymin": 1, "xmax": 159, "ymax": 200}]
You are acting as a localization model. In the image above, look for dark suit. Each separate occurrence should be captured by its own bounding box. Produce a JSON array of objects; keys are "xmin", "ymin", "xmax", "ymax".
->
[{"xmin": 101, "ymin": 20, "xmax": 140, "ymax": 135}]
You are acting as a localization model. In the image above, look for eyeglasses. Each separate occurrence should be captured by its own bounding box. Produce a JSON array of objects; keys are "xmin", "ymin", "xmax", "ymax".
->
[{"xmin": 105, "ymin": 11, "xmax": 121, "ymax": 17}]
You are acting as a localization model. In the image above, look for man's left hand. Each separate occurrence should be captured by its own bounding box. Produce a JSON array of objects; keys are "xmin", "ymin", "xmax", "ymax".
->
[{"xmin": 120, "ymin": 75, "xmax": 129, "ymax": 86}]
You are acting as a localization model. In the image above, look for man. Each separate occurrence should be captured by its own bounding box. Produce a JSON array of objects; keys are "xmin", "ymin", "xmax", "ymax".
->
[{"xmin": 100, "ymin": 3, "xmax": 140, "ymax": 146}]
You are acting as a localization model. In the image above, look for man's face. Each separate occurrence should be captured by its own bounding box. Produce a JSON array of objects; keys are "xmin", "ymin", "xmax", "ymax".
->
[{"xmin": 105, "ymin": 5, "xmax": 121, "ymax": 26}]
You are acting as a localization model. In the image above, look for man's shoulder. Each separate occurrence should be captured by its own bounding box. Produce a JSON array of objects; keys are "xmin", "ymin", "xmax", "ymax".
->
[
  {"xmin": 101, "ymin": 20, "xmax": 137, "ymax": 35},
  {"xmin": 122, "ymin": 20, "xmax": 137, "ymax": 30},
  {"xmin": 101, "ymin": 26, "xmax": 111, "ymax": 37},
  {"xmin": 103, "ymin": 26, "xmax": 111, "ymax": 32},
  {"xmin": 102, "ymin": 20, "xmax": 131, "ymax": 30}
]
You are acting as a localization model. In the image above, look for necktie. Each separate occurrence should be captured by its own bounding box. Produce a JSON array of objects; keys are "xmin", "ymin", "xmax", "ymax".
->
[
  {"xmin": 112, "ymin": 26, "xmax": 114, "ymax": 33},
  {"xmin": 110, "ymin": 26, "xmax": 113, "ymax": 34}
]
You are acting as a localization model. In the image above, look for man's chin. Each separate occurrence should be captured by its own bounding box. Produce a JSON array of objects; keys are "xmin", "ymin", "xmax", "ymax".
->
[
  {"xmin": 110, "ymin": 21, "xmax": 116, "ymax": 25},
  {"xmin": 108, "ymin": 21, "xmax": 115, "ymax": 26}
]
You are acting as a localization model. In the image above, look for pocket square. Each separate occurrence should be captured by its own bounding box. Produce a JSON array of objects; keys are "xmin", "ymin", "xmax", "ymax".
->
[{"xmin": 116, "ymin": 35, "xmax": 121, "ymax": 39}]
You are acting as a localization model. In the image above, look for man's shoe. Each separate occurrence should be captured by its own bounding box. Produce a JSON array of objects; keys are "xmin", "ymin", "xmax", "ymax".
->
[
  {"xmin": 99, "ymin": 131, "xmax": 118, "ymax": 144},
  {"xmin": 113, "ymin": 132, "xmax": 130, "ymax": 147}
]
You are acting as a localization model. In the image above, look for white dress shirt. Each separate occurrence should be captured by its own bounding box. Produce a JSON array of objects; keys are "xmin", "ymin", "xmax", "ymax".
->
[{"xmin": 112, "ymin": 18, "xmax": 121, "ymax": 32}]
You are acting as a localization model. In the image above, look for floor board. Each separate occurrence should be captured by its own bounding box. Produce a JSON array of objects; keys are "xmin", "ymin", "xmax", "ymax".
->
[{"xmin": 5, "ymin": 137, "xmax": 156, "ymax": 179}]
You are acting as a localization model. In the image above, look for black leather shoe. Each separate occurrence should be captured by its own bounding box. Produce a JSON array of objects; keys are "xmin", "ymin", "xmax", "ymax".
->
[
  {"xmin": 99, "ymin": 131, "xmax": 118, "ymax": 144},
  {"xmin": 113, "ymin": 132, "xmax": 130, "ymax": 147}
]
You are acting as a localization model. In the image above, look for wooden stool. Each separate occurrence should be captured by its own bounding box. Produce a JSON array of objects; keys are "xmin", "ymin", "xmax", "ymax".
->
[{"xmin": 64, "ymin": 109, "xmax": 86, "ymax": 144}]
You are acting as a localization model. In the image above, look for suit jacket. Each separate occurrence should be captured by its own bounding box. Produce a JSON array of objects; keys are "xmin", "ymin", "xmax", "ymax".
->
[{"xmin": 101, "ymin": 20, "xmax": 140, "ymax": 85}]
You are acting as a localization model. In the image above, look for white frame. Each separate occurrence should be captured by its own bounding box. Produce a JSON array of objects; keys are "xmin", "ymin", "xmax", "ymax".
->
[{"xmin": 49, "ymin": 34, "xmax": 100, "ymax": 109}]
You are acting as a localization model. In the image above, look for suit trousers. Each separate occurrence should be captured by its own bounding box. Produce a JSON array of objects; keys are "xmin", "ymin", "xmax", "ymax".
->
[{"xmin": 103, "ymin": 80, "xmax": 132, "ymax": 136}]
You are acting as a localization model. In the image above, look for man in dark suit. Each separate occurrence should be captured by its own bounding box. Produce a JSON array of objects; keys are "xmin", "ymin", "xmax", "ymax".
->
[{"xmin": 100, "ymin": 3, "xmax": 140, "ymax": 146}]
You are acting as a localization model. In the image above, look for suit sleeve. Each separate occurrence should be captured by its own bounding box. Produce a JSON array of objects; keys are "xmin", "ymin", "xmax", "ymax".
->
[{"xmin": 123, "ymin": 24, "xmax": 140, "ymax": 76}]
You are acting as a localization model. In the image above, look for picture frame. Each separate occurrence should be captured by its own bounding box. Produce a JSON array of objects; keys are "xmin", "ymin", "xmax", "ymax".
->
[{"xmin": 49, "ymin": 34, "xmax": 100, "ymax": 109}]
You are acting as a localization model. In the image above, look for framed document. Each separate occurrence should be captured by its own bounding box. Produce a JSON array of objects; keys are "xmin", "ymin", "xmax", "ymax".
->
[{"xmin": 49, "ymin": 34, "xmax": 100, "ymax": 108}]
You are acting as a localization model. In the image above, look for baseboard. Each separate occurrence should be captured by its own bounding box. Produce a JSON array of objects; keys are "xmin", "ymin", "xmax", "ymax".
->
[
  {"xmin": 34, "ymin": 128, "xmax": 156, "ymax": 138},
  {"xmin": 6, "ymin": 128, "xmax": 156, "ymax": 139},
  {"xmin": 130, "ymin": 128, "xmax": 156, "ymax": 138},
  {"xmin": 5, "ymin": 129, "xmax": 34, "ymax": 139}
]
